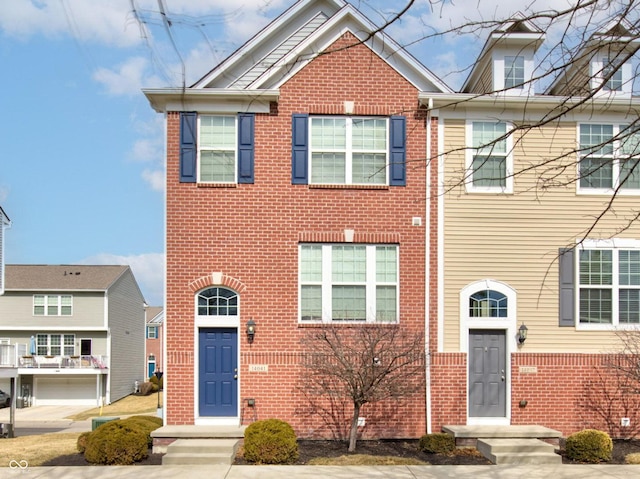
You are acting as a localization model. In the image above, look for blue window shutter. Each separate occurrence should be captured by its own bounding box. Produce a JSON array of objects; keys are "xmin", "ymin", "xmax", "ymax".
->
[
  {"xmin": 389, "ymin": 116, "xmax": 406, "ymax": 186},
  {"xmin": 292, "ymin": 114, "xmax": 309, "ymax": 184},
  {"xmin": 180, "ymin": 112, "xmax": 197, "ymax": 183},
  {"xmin": 559, "ymin": 248, "xmax": 575, "ymax": 327},
  {"xmin": 237, "ymin": 113, "xmax": 255, "ymax": 184}
]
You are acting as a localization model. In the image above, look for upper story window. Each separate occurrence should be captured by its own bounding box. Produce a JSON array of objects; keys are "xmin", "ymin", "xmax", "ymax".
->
[
  {"xmin": 146, "ymin": 325, "xmax": 158, "ymax": 339},
  {"xmin": 198, "ymin": 287, "xmax": 238, "ymax": 316},
  {"xmin": 602, "ymin": 56, "xmax": 623, "ymax": 91},
  {"xmin": 579, "ymin": 123, "xmax": 640, "ymax": 193},
  {"xmin": 179, "ymin": 112, "xmax": 254, "ymax": 184},
  {"xmin": 299, "ymin": 244, "xmax": 398, "ymax": 323},
  {"xmin": 579, "ymin": 247, "xmax": 640, "ymax": 326},
  {"xmin": 504, "ymin": 56, "xmax": 525, "ymax": 89},
  {"xmin": 199, "ymin": 115, "xmax": 236, "ymax": 183},
  {"xmin": 310, "ymin": 117, "xmax": 387, "ymax": 185},
  {"xmin": 34, "ymin": 295, "xmax": 72, "ymax": 316},
  {"xmin": 466, "ymin": 121, "xmax": 513, "ymax": 193},
  {"xmin": 292, "ymin": 114, "xmax": 406, "ymax": 187},
  {"xmin": 36, "ymin": 333, "xmax": 75, "ymax": 356}
]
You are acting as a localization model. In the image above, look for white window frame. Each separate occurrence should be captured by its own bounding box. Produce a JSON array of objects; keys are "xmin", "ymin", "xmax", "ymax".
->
[
  {"xmin": 465, "ymin": 120, "xmax": 514, "ymax": 194},
  {"xmin": 146, "ymin": 325, "xmax": 157, "ymax": 339},
  {"xmin": 577, "ymin": 123, "xmax": 640, "ymax": 195},
  {"xmin": 298, "ymin": 243, "xmax": 399, "ymax": 323},
  {"xmin": 308, "ymin": 116, "xmax": 389, "ymax": 186},
  {"xmin": 591, "ymin": 55, "xmax": 632, "ymax": 96},
  {"xmin": 504, "ymin": 55, "xmax": 525, "ymax": 90},
  {"xmin": 36, "ymin": 333, "xmax": 75, "ymax": 356},
  {"xmin": 576, "ymin": 239, "xmax": 640, "ymax": 330},
  {"xmin": 197, "ymin": 115, "xmax": 238, "ymax": 184},
  {"xmin": 33, "ymin": 294, "xmax": 73, "ymax": 316}
]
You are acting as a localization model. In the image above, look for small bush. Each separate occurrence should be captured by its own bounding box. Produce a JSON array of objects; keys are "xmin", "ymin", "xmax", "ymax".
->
[
  {"xmin": 138, "ymin": 382, "xmax": 155, "ymax": 396},
  {"xmin": 149, "ymin": 374, "xmax": 163, "ymax": 391},
  {"xmin": 565, "ymin": 429, "xmax": 612, "ymax": 463},
  {"xmin": 84, "ymin": 420, "xmax": 148, "ymax": 465},
  {"xmin": 243, "ymin": 418, "xmax": 299, "ymax": 464},
  {"xmin": 418, "ymin": 433, "xmax": 456, "ymax": 454},
  {"xmin": 121, "ymin": 416, "xmax": 162, "ymax": 447},
  {"xmin": 626, "ymin": 452, "xmax": 640, "ymax": 464},
  {"xmin": 77, "ymin": 431, "xmax": 92, "ymax": 453}
]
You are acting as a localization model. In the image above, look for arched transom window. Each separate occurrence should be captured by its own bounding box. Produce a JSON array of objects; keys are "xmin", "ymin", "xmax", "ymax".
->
[
  {"xmin": 198, "ymin": 287, "xmax": 238, "ymax": 316},
  {"xmin": 469, "ymin": 289, "xmax": 508, "ymax": 318}
]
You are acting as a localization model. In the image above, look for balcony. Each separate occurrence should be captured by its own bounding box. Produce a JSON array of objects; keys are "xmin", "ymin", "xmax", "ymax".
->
[{"xmin": 0, "ymin": 344, "xmax": 108, "ymax": 370}]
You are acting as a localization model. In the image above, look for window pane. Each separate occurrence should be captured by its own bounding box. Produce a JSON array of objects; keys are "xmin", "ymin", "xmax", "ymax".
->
[
  {"xmin": 579, "ymin": 289, "xmax": 612, "ymax": 323},
  {"xmin": 620, "ymin": 159, "xmax": 640, "ymax": 189},
  {"xmin": 580, "ymin": 124, "xmax": 613, "ymax": 156},
  {"xmin": 332, "ymin": 285, "xmax": 366, "ymax": 320},
  {"xmin": 352, "ymin": 119, "xmax": 386, "ymax": 150},
  {"xmin": 311, "ymin": 118, "xmax": 346, "ymax": 149},
  {"xmin": 36, "ymin": 334, "xmax": 47, "ymax": 355},
  {"xmin": 352, "ymin": 153, "xmax": 385, "ymax": 184},
  {"xmin": 61, "ymin": 295, "xmax": 72, "ymax": 315},
  {"xmin": 197, "ymin": 287, "xmax": 238, "ymax": 316},
  {"xmin": 579, "ymin": 158, "xmax": 613, "ymax": 188},
  {"xmin": 376, "ymin": 286, "xmax": 396, "ymax": 322},
  {"xmin": 47, "ymin": 296, "xmax": 59, "ymax": 315},
  {"xmin": 472, "ymin": 156, "xmax": 506, "ymax": 187},
  {"xmin": 311, "ymin": 153, "xmax": 346, "ymax": 183},
  {"xmin": 620, "ymin": 290, "xmax": 640, "ymax": 323},
  {"xmin": 620, "ymin": 250, "xmax": 640, "ymax": 285},
  {"xmin": 301, "ymin": 285, "xmax": 322, "ymax": 321},
  {"xmin": 332, "ymin": 245, "xmax": 366, "ymax": 282},
  {"xmin": 376, "ymin": 246, "xmax": 397, "ymax": 282},
  {"xmin": 504, "ymin": 56, "xmax": 524, "ymax": 88},
  {"xmin": 580, "ymin": 250, "xmax": 613, "ymax": 285},
  {"xmin": 301, "ymin": 245, "xmax": 322, "ymax": 282},
  {"xmin": 620, "ymin": 125, "xmax": 640, "ymax": 156},
  {"xmin": 200, "ymin": 116, "xmax": 235, "ymax": 148},
  {"xmin": 473, "ymin": 122, "xmax": 506, "ymax": 153},
  {"xmin": 603, "ymin": 58, "xmax": 623, "ymax": 91},
  {"xmin": 200, "ymin": 151, "xmax": 235, "ymax": 182}
]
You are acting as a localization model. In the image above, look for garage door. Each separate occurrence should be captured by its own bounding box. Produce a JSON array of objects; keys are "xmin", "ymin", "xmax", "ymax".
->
[{"xmin": 35, "ymin": 376, "xmax": 97, "ymax": 406}]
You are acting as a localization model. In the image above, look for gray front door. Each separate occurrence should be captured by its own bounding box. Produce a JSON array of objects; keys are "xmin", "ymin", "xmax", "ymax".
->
[{"xmin": 469, "ymin": 329, "xmax": 506, "ymax": 417}]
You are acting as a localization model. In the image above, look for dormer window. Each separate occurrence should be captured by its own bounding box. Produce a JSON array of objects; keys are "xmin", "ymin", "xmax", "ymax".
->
[
  {"xmin": 602, "ymin": 56, "xmax": 623, "ymax": 91},
  {"xmin": 504, "ymin": 56, "xmax": 525, "ymax": 89}
]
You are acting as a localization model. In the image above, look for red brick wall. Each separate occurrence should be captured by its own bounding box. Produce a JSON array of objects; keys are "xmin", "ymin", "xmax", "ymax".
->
[{"xmin": 164, "ymin": 33, "xmax": 429, "ymax": 439}]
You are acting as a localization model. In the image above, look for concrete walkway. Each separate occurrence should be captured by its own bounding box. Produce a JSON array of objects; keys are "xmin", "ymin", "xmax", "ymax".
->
[{"xmin": 6, "ymin": 464, "xmax": 636, "ymax": 478}]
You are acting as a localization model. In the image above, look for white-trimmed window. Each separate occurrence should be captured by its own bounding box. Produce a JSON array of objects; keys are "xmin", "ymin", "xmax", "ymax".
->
[
  {"xmin": 33, "ymin": 295, "xmax": 72, "ymax": 316},
  {"xmin": 36, "ymin": 334, "xmax": 75, "ymax": 356},
  {"xmin": 466, "ymin": 121, "xmax": 513, "ymax": 193},
  {"xmin": 578, "ymin": 246, "xmax": 640, "ymax": 326},
  {"xmin": 199, "ymin": 115, "xmax": 237, "ymax": 183},
  {"xmin": 299, "ymin": 244, "xmax": 398, "ymax": 323},
  {"xmin": 578, "ymin": 123, "xmax": 640, "ymax": 192},
  {"xmin": 197, "ymin": 287, "xmax": 238, "ymax": 316},
  {"xmin": 602, "ymin": 56, "xmax": 623, "ymax": 92},
  {"xmin": 146, "ymin": 325, "xmax": 158, "ymax": 339},
  {"xmin": 504, "ymin": 56, "xmax": 524, "ymax": 89},
  {"xmin": 310, "ymin": 117, "xmax": 388, "ymax": 185}
]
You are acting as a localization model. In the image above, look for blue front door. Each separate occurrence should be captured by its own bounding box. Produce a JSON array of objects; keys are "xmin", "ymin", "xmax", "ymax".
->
[{"xmin": 199, "ymin": 328, "xmax": 238, "ymax": 417}]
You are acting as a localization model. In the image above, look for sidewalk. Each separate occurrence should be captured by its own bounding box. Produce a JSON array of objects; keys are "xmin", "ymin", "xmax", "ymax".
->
[{"xmin": 7, "ymin": 464, "xmax": 635, "ymax": 479}]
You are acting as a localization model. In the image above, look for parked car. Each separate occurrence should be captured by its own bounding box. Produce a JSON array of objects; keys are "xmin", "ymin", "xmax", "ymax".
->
[{"xmin": 0, "ymin": 389, "xmax": 10, "ymax": 407}]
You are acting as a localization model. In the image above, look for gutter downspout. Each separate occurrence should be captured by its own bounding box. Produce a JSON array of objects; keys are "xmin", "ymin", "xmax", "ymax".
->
[{"xmin": 425, "ymin": 97, "xmax": 433, "ymax": 434}]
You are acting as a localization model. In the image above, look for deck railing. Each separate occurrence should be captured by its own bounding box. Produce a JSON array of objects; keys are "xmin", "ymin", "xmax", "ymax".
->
[{"xmin": 0, "ymin": 345, "xmax": 108, "ymax": 369}]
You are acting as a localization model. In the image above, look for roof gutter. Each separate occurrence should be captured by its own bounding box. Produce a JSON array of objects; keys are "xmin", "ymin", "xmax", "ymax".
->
[{"xmin": 142, "ymin": 88, "xmax": 280, "ymax": 113}]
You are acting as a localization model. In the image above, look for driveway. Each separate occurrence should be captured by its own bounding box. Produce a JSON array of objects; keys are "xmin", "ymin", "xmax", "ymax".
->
[{"xmin": 0, "ymin": 405, "xmax": 92, "ymax": 436}]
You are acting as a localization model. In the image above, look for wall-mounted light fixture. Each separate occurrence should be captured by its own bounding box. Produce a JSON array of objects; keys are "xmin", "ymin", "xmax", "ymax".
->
[
  {"xmin": 518, "ymin": 323, "xmax": 528, "ymax": 345},
  {"xmin": 246, "ymin": 319, "xmax": 256, "ymax": 343}
]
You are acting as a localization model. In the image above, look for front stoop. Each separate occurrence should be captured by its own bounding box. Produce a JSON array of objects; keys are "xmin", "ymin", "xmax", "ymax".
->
[
  {"xmin": 162, "ymin": 438, "xmax": 241, "ymax": 465},
  {"xmin": 442, "ymin": 425, "xmax": 563, "ymax": 465},
  {"xmin": 476, "ymin": 438, "xmax": 562, "ymax": 465}
]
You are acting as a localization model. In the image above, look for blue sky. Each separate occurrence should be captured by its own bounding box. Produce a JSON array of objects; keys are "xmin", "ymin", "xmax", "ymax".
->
[{"xmin": 0, "ymin": 0, "xmax": 596, "ymax": 305}]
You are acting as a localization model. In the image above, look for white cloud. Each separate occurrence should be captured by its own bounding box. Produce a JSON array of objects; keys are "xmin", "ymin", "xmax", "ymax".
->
[
  {"xmin": 142, "ymin": 169, "xmax": 165, "ymax": 192},
  {"xmin": 79, "ymin": 252, "xmax": 165, "ymax": 306},
  {"xmin": 0, "ymin": 185, "xmax": 9, "ymax": 203},
  {"xmin": 93, "ymin": 56, "xmax": 166, "ymax": 96}
]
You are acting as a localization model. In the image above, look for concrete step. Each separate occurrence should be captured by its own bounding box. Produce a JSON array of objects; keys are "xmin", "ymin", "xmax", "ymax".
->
[
  {"xmin": 162, "ymin": 438, "xmax": 240, "ymax": 466},
  {"xmin": 442, "ymin": 425, "xmax": 562, "ymax": 447},
  {"xmin": 477, "ymin": 438, "xmax": 561, "ymax": 465}
]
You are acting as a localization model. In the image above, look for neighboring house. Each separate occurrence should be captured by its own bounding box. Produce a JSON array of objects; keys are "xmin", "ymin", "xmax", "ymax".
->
[
  {"xmin": 429, "ymin": 18, "xmax": 640, "ymax": 435},
  {"xmin": 0, "ymin": 265, "xmax": 146, "ymax": 406},
  {"xmin": 144, "ymin": 0, "xmax": 448, "ymax": 438},
  {"xmin": 145, "ymin": 306, "xmax": 163, "ymax": 379},
  {"xmin": 144, "ymin": 0, "xmax": 640, "ymax": 441},
  {"xmin": 0, "ymin": 206, "xmax": 10, "ymax": 296}
]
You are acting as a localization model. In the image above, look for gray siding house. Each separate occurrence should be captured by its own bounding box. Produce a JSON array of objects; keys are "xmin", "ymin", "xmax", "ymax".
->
[{"xmin": 0, "ymin": 265, "xmax": 145, "ymax": 406}]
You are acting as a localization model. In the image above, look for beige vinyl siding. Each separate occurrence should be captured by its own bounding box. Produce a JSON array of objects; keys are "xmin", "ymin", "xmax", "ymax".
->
[
  {"xmin": 106, "ymin": 268, "xmax": 145, "ymax": 403},
  {"xmin": 442, "ymin": 119, "xmax": 640, "ymax": 353},
  {"xmin": 0, "ymin": 292, "xmax": 106, "ymax": 328}
]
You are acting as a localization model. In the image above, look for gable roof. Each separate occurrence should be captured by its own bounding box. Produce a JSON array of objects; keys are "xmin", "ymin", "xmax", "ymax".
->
[
  {"xmin": 146, "ymin": 306, "xmax": 164, "ymax": 324},
  {"xmin": 0, "ymin": 206, "xmax": 9, "ymax": 225},
  {"xmin": 5, "ymin": 265, "xmax": 131, "ymax": 292},
  {"xmin": 144, "ymin": 0, "xmax": 451, "ymax": 112}
]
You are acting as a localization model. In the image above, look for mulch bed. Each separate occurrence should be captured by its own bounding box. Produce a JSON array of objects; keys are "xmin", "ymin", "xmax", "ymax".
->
[{"xmin": 41, "ymin": 438, "xmax": 640, "ymax": 466}]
